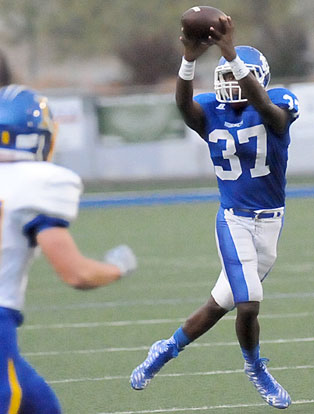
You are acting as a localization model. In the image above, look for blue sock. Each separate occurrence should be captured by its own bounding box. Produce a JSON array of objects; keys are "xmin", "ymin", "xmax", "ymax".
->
[
  {"xmin": 170, "ymin": 327, "xmax": 191, "ymax": 351},
  {"xmin": 241, "ymin": 344, "xmax": 260, "ymax": 364}
]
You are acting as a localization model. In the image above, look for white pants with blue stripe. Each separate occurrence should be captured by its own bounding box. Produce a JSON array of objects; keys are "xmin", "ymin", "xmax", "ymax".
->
[{"xmin": 211, "ymin": 207, "xmax": 284, "ymax": 311}]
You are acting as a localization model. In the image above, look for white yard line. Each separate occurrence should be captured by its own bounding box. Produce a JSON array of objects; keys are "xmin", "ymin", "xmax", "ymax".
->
[
  {"xmin": 22, "ymin": 336, "xmax": 314, "ymax": 357},
  {"xmin": 96, "ymin": 399, "xmax": 314, "ymax": 414},
  {"xmin": 25, "ymin": 291, "xmax": 314, "ymax": 312},
  {"xmin": 21, "ymin": 311, "xmax": 314, "ymax": 330},
  {"xmin": 48, "ymin": 365, "xmax": 314, "ymax": 385}
]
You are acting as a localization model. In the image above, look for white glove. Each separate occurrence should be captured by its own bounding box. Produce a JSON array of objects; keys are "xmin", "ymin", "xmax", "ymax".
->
[{"xmin": 104, "ymin": 244, "xmax": 137, "ymax": 277}]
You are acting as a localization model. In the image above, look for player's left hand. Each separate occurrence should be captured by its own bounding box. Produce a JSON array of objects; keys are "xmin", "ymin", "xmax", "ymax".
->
[{"xmin": 209, "ymin": 16, "xmax": 236, "ymax": 62}]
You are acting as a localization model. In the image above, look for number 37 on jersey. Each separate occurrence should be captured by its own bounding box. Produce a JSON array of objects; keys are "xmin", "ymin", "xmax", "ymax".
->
[{"xmin": 206, "ymin": 92, "xmax": 299, "ymax": 182}]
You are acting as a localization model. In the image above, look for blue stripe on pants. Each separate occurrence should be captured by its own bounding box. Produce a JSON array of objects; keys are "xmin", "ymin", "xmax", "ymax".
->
[{"xmin": 216, "ymin": 207, "xmax": 249, "ymax": 303}]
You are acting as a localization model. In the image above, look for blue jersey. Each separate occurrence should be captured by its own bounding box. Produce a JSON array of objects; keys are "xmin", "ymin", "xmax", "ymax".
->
[{"xmin": 194, "ymin": 88, "xmax": 299, "ymax": 209}]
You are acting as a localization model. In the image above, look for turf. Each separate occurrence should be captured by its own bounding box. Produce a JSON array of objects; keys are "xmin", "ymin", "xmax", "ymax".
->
[{"xmin": 20, "ymin": 197, "xmax": 314, "ymax": 413}]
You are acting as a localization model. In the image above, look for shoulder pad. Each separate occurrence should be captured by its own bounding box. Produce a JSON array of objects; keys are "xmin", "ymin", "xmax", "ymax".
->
[
  {"xmin": 268, "ymin": 88, "xmax": 300, "ymax": 120},
  {"xmin": 18, "ymin": 162, "xmax": 82, "ymax": 222}
]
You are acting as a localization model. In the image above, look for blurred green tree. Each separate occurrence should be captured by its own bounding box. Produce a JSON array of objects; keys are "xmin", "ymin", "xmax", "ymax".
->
[
  {"xmin": 0, "ymin": 0, "xmax": 312, "ymax": 84},
  {"xmin": 249, "ymin": 0, "xmax": 311, "ymax": 79}
]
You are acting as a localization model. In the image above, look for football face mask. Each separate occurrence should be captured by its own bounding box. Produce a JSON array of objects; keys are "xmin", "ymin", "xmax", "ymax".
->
[
  {"xmin": 0, "ymin": 85, "xmax": 56, "ymax": 161},
  {"xmin": 214, "ymin": 45, "xmax": 271, "ymax": 103}
]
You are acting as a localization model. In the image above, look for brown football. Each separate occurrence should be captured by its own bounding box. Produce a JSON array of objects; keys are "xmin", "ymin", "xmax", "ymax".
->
[{"xmin": 181, "ymin": 6, "xmax": 227, "ymax": 41}]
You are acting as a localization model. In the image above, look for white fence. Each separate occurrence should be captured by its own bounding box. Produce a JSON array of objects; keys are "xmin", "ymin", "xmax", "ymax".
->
[{"xmin": 48, "ymin": 83, "xmax": 314, "ymax": 181}]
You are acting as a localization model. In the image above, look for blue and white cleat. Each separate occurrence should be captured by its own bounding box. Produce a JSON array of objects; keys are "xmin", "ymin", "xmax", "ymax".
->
[
  {"xmin": 130, "ymin": 339, "xmax": 178, "ymax": 390},
  {"xmin": 244, "ymin": 358, "xmax": 291, "ymax": 409}
]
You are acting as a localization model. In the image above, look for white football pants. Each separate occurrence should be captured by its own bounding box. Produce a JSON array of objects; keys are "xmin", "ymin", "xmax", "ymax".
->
[{"xmin": 211, "ymin": 207, "xmax": 284, "ymax": 311}]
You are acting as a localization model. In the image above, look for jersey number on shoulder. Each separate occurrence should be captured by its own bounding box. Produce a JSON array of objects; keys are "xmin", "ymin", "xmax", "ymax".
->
[{"xmin": 208, "ymin": 124, "xmax": 270, "ymax": 181}]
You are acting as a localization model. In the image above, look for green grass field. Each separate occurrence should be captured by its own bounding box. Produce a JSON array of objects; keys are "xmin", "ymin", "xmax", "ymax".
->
[{"xmin": 20, "ymin": 197, "xmax": 314, "ymax": 414}]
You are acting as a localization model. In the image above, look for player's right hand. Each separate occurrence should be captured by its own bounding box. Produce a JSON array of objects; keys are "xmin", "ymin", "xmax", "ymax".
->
[
  {"xmin": 180, "ymin": 30, "xmax": 214, "ymax": 62},
  {"xmin": 104, "ymin": 245, "xmax": 137, "ymax": 277}
]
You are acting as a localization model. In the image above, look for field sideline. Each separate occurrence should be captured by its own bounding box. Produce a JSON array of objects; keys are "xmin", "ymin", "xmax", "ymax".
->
[
  {"xmin": 20, "ymin": 194, "xmax": 314, "ymax": 413},
  {"xmin": 79, "ymin": 186, "xmax": 314, "ymax": 209}
]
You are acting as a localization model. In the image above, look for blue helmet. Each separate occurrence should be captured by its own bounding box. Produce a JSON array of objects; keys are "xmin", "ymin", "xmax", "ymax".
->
[
  {"xmin": 214, "ymin": 46, "xmax": 271, "ymax": 103},
  {"xmin": 0, "ymin": 85, "xmax": 55, "ymax": 161}
]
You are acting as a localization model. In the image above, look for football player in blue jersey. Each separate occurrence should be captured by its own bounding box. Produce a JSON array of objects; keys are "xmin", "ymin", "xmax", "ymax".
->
[
  {"xmin": 0, "ymin": 85, "xmax": 137, "ymax": 413},
  {"xmin": 130, "ymin": 16, "xmax": 299, "ymax": 409}
]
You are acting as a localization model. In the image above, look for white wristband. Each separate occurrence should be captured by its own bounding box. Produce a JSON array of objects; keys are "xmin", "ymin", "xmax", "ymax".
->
[
  {"xmin": 178, "ymin": 57, "xmax": 196, "ymax": 81},
  {"xmin": 228, "ymin": 55, "xmax": 250, "ymax": 80}
]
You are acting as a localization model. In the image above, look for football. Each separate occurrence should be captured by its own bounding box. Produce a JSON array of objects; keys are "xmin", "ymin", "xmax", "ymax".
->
[{"xmin": 181, "ymin": 6, "xmax": 227, "ymax": 41}]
